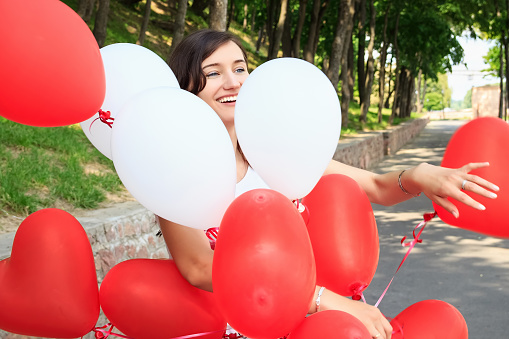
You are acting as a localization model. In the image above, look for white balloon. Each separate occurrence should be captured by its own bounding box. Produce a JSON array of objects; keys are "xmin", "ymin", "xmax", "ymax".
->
[
  {"xmin": 111, "ymin": 87, "xmax": 236, "ymax": 230},
  {"xmin": 81, "ymin": 43, "xmax": 179, "ymax": 160},
  {"xmin": 235, "ymin": 58, "xmax": 341, "ymax": 200}
]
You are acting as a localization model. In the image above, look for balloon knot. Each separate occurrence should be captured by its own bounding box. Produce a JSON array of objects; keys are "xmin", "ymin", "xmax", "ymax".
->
[
  {"xmin": 351, "ymin": 283, "xmax": 368, "ymax": 301},
  {"xmin": 90, "ymin": 109, "xmax": 115, "ymax": 132}
]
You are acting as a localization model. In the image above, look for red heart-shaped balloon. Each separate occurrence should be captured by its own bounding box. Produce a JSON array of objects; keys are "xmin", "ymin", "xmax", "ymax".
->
[
  {"xmin": 302, "ymin": 174, "xmax": 379, "ymax": 299},
  {"xmin": 433, "ymin": 117, "xmax": 509, "ymax": 238},
  {"xmin": 100, "ymin": 259, "xmax": 226, "ymax": 339},
  {"xmin": 0, "ymin": 208, "xmax": 100, "ymax": 338}
]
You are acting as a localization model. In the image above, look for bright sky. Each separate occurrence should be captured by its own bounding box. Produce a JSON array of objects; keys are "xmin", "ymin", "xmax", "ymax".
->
[{"xmin": 447, "ymin": 35, "xmax": 499, "ymax": 101}]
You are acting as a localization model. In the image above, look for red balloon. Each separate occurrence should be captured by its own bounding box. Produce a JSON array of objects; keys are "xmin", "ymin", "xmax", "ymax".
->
[
  {"xmin": 433, "ymin": 117, "xmax": 509, "ymax": 237},
  {"xmin": 213, "ymin": 189, "xmax": 316, "ymax": 339},
  {"xmin": 0, "ymin": 208, "xmax": 99, "ymax": 338},
  {"xmin": 287, "ymin": 310, "xmax": 371, "ymax": 339},
  {"xmin": 100, "ymin": 259, "xmax": 226, "ymax": 339},
  {"xmin": 0, "ymin": 0, "xmax": 105, "ymax": 127},
  {"xmin": 302, "ymin": 174, "xmax": 379, "ymax": 299},
  {"xmin": 390, "ymin": 299, "xmax": 468, "ymax": 339}
]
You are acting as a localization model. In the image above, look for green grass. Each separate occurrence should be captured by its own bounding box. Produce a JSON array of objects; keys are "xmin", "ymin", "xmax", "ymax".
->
[
  {"xmin": 343, "ymin": 102, "xmax": 425, "ymax": 135},
  {"xmin": 0, "ymin": 118, "xmax": 122, "ymax": 216}
]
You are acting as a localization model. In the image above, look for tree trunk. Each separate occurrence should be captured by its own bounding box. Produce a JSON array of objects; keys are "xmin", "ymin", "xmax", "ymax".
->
[
  {"xmin": 389, "ymin": 11, "xmax": 400, "ymax": 124},
  {"xmin": 377, "ymin": 2, "xmax": 390, "ymax": 121},
  {"xmin": 227, "ymin": 0, "xmax": 235, "ymax": 30},
  {"xmin": 209, "ymin": 0, "xmax": 228, "ymax": 31},
  {"xmin": 268, "ymin": 0, "xmax": 288, "ymax": 59},
  {"xmin": 347, "ymin": 37, "xmax": 355, "ymax": 98},
  {"xmin": 326, "ymin": 0, "xmax": 355, "ymax": 89},
  {"xmin": 360, "ymin": 0, "xmax": 375, "ymax": 123},
  {"xmin": 282, "ymin": 0, "xmax": 293, "ymax": 57},
  {"xmin": 77, "ymin": 0, "xmax": 95, "ymax": 23},
  {"xmin": 292, "ymin": 0, "xmax": 308, "ymax": 58},
  {"xmin": 243, "ymin": 3, "xmax": 248, "ymax": 30},
  {"xmin": 303, "ymin": 0, "xmax": 322, "ymax": 63},
  {"xmin": 256, "ymin": 25, "xmax": 266, "ymax": 52},
  {"xmin": 266, "ymin": 0, "xmax": 277, "ymax": 54},
  {"xmin": 356, "ymin": 0, "xmax": 366, "ymax": 105},
  {"xmin": 251, "ymin": 6, "xmax": 256, "ymax": 32},
  {"xmin": 167, "ymin": 0, "xmax": 188, "ymax": 57},
  {"xmin": 137, "ymin": 0, "xmax": 152, "ymax": 45},
  {"xmin": 416, "ymin": 69, "xmax": 423, "ymax": 114},
  {"xmin": 340, "ymin": 32, "xmax": 353, "ymax": 129},
  {"xmin": 93, "ymin": 0, "xmax": 110, "ymax": 48},
  {"xmin": 404, "ymin": 69, "xmax": 415, "ymax": 118}
]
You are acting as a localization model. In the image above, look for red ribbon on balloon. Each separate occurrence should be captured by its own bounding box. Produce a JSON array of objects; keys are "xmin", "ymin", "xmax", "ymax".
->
[
  {"xmin": 374, "ymin": 211, "xmax": 437, "ymax": 308},
  {"xmin": 90, "ymin": 109, "xmax": 115, "ymax": 131},
  {"xmin": 91, "ymin": 323, "xmax": 233, "ymax": 339}
]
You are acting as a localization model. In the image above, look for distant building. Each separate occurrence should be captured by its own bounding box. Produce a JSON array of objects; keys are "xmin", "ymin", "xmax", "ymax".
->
[{"xmin": 471, "ymin": 85, "xmax": 500, "ymax": 118}]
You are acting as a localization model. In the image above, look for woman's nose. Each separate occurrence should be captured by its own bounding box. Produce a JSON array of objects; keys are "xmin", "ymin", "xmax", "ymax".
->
[{"xmin": 223, "ymin": 72, "xmax": 241, "ymax": 89}]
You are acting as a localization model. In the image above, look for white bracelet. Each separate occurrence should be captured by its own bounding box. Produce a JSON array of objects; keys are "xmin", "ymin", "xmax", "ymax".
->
[{"xmin": 315, "ymin": 286, "xmax": 326, "ymax": 313}]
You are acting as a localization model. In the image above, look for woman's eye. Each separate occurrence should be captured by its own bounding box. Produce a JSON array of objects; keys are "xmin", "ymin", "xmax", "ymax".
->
[
  {"xmin": 235, "ymin": 67, "xmax": 246, "ymax": 74},
  {"xmin": 206, "ymin": 71, "xmax": 219, "ymax": 78}
]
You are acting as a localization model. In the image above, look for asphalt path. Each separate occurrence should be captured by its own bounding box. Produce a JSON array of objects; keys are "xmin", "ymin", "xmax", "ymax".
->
[{"xmin": 362, "ymin": 120, "xmax": 509, "ymax": 338}]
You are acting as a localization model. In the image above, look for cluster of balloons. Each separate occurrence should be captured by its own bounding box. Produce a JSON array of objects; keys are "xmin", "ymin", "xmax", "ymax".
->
[{"xmin": 0, "ymin": 0, "xmax": 507, "ymax": 337}]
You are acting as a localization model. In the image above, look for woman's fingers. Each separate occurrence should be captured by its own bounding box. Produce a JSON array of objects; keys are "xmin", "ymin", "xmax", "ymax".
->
[{"xmin": 433, "ymin": 195, "xmax": 460, "ymax": 218}]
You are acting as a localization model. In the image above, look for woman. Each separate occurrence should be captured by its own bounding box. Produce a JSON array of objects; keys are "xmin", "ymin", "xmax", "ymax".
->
[{"xmin": 160, "ymin": 29, "xmax": 499, "ymax": 339}]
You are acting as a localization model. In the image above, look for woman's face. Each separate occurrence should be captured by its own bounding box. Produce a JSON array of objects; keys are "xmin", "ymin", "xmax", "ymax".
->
[{"xmin": 197, "ymin": 41, "xmax": 249, "ymax": 128}]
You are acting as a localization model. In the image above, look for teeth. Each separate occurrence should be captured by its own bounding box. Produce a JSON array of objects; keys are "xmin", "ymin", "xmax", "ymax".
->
[{"xmin": 218, "ymin": 96, "xmax": 237, "ymax": 103}]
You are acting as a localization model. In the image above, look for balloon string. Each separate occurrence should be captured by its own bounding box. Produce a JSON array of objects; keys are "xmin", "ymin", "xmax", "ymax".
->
[
  {"xmin": 89, "ymin": 109, "xmax": 115, "ymax": 132},
  {"xmin": 90, "ymin": 323, "xmax": 230, "ymax": 339},
  {"xmin": 374, "ymin": 212, "xmax": 437, "ymax": 308}
]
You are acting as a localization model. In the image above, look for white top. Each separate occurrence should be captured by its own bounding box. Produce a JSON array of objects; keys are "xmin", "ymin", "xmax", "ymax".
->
[{"xmin": 235, "ymin": 166, "xmax": 269, "ymax": 198}]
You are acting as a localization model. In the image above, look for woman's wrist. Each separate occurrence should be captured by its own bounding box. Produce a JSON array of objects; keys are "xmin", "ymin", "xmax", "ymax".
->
[{"xmin": 399, "ymin": 164, "xmax": 427, "ymax": 197}]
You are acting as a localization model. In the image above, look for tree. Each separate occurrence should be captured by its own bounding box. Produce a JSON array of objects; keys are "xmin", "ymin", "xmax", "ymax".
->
[
  {"xmin": 77, "ymin": 0, "xmax": 96, "ymax": 23},
  {"xmin": 168, "ymin": 0, "xmax": 189, "ymax": 56},
  {"xmin": 376, "ymin": 2, "xmax": 391, "ymax": 121},
  {"xmin": 268, "ymin": 0, "xmax": 289, "ymax": 59},
  {"xmin": 210, "ymin": 0, "xmax": 228, "ymax": 30},
  {"xmin": 326, "ymin": 0, "xmax": 355, "ymax": 90},
  {"xmin": 93, "ymin": 0, "xmax": 110, "ymax": 48},
  {"xmin": 359, "ymin": 0, "xmax": 375, "ymax": 123},
  {"xmin": 137, "ymin": 0, "xmax": 152, "ymax": 45}
]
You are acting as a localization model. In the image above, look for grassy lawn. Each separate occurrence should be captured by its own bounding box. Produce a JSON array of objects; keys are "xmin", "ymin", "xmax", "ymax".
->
[{"xmin": 0, "ymin": 0, "xmax": 423, "ymax": 231}]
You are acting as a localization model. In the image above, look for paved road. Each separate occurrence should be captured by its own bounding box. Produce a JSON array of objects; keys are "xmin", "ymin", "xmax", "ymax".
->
[{"xmin": 362, "ymin": 120, "xmax": 509, "ymax": 338}]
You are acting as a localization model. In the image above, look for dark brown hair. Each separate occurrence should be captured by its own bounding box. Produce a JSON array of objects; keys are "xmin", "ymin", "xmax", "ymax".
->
[{"xmin": 168, "ymin": 29, "xmax": 248, "ymax": 95}]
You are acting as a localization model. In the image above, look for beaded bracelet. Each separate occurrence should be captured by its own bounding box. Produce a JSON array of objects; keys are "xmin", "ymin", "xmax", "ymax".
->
[{"xmin": 398, "ymin": 169, "xmax": 421, "ymax": 197}]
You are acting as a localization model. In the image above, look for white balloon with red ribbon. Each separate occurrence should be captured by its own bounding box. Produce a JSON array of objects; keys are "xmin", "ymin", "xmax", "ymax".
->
[
  {"xmin": 81, "ymin": 43, "xmax": 179, "ymax": 160},
  {"xmin": 111, "ymin": 86, "xmax": 236, "ymax": 230}
]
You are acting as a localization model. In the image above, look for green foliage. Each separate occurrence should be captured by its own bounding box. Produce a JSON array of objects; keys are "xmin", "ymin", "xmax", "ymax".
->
[{"xmin": 463, "ymin": 88, "xmax": 473, "ymax": 109}]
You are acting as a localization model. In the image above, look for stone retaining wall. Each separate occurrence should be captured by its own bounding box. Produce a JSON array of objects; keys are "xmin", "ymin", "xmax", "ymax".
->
[
  {"xmin": 0, "ymin": 117, "xmax": 429, "ymax": 339},
  {"xmin": 333, "ymin": 117, "xmax": 429, "ymax": 169}
]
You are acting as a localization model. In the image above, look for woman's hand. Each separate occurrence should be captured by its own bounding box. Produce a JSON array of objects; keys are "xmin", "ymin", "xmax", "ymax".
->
[
  {"xmin": 408, "ymin": 162, "xmax": 499, "ymax": 218},
  {"xmin": 313, "ymin": 288, "xmax": 392, "ymax": 338}
]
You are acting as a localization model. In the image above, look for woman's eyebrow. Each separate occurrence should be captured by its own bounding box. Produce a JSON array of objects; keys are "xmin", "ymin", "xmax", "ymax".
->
[{"xmin": 203, "ymin": 59, "xmax": 246, "ymax": 70}]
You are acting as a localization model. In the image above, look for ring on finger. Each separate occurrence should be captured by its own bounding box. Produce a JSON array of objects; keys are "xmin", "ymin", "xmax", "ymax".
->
[
  {"xmin": 461, "ymin": 179, "xmax": 468, "ymax": 190},
  {"xmin": 374, "ymin": 333, "xmax": 381, "ymax": 338}
]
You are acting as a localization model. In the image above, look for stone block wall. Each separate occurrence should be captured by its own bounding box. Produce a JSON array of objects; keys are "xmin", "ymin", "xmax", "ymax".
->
[{"xmin": 333, "ymin": 117, "xmax": 429, "ymax": 169}]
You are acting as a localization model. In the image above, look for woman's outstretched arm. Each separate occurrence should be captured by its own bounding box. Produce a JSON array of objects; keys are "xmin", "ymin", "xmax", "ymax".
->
[{"xmin": 324, "ymin": 160, "xmax": 499, "ymax": 217}]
